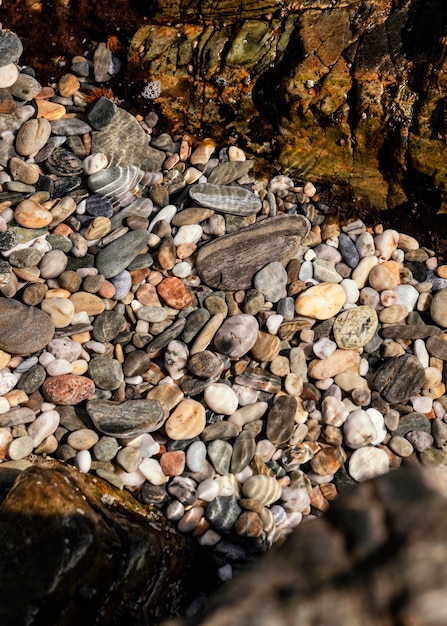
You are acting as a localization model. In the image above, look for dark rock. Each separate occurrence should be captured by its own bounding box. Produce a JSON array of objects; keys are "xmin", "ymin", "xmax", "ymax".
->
[
  {"xmin": 0, "ymin": 459, "xmax": 207, "ymax": 625},
  {"xmin": 87, "ymin": 96, "xmax": 117, "ymax": 130},
  {"xmin": 371, "ymin": 354, "xmax": 426, "ymax": 403},
  {"xmin": 87, "ymin": 399, "xmax": 166, "ymax": 436},
  {"xmin": 0, "ymin": 298, "xmax": 54, "ymax": 355},
  {"xmin": 266, "ymin": 395, "xmax": 297, "ymax": 445}
]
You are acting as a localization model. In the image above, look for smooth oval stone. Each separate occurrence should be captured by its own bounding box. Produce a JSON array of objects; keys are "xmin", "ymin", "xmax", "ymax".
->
[
  {"xmin": 242, "ymin": 475, "xmax": 282, "ymax": 506},
  {"xmin": 312, "ymin": 259, "xmax": 343, "ymax": 283},
  {"xmin": 295, "ymin": 283, "xmax": 346, "ymax": 320},
  {"xmin": 196, "ymin": 215, "xmax": 309, "ymax": 290},
  {"xmin": 230, "ymin": 431, "xmax": 256, "ymax": 473},
  {"xmin": 87, "ymin": 399, "xmax": 165, "ymax": 436},
  {"xmin": 92, "ymin": 310, "xmax": 124, "ymax": 342},
  {"xmin": 67, "ymin": 428, "xmax": 99, "ymax": 451},
  {"xmin": 45, "ymin": 148, "xmax": 84, "ymax": 176},
  {"xmin": 338, "ymin": 232, "xmax": 360, "ymax": 268},
  {"xmin": 0, "ymin": 298, "xmax": 54, "ymax": 355},
  {"xmin": 187, "ymin": 350, "xmax": 223, "ymax": 379},
  {"xmin": 207, "ymin": 439, "xmax": 233, "ymax": 474},
  {"xmin": 204, "ymin": 383, "xmax": 238, "ymax": 415},
  {"xmin": 42, "ymin": 375, "xmax": 95, "ymax": 405},
  {"xmin": 266, "ymin": 396, "xmax": 297, "ymax": 445},
  {"xmin": 205, "ymin": 495, "xmax": 241, "ymax": 533},
  {"xmin": 207, "ymin": 160, "xmax": 254, "ymax": 185},
  {"xmin": 15, "ymin": 117, "xmax": 51, "ymax": 156},
  {"xmin": 85, "ymin": 193, "xmax": 114, "ymax": 218},
  {"xmin": 371, "ymin": 354, "xmax": 426, "ymax": 403},
  {"xmin": 213, "ymin": 314, "xmax": 259, "ymax": 358},
  {"xmin": 343, "ymin": 409, "xmax": 378, "ymax": 449},
  {"xmin": 164, "ymin": 399, "xmax": 206, "ymax": 440},
  {"xmin": 333, "ymin": 306, "xmax": 378, "ymax": 349},
  {"xmin": 27, "ymin": 409, "xmax": 60, "ymax": 447},
  {"xmin": 15, "ymin": 199, "xmax": 53, "ymax": 228},
  {"xmin": 308, "ymin": 349, "xmax": 360, "ymax": 380},
  {"xmin": 8, "ymin": 435, "xmax": 34, "ymax": 460},
  {"xmin": 157, "ymin": 277, "xmax": 193, "ymax": 309},
  {"xmin": 0, "ymin": 30, "xmax": 23, "ymax": 66},
  {"xmin": 431, "ymin": 289, "xmax": 447, "ymax": 327},
  {"xmin": 201, "ymin": 422, "xmax": 240, "ymax": 442},
  {"xmin": 189, "ymin": 183, "xmax": 261, "ymax": 215},
  {"xmin": 88, "ymin": 356, "xmax": 124, "ymax": 390},
  {"xmin": 253, "ymin": 261, "xmax": 287, "ymax": 303},
  {"xmin": 95, "ymin": 230, "xmax": 149, "ymax": 278},
  {"xmin": 186, "ymin": 440, "xmax": 207, "ymax": 472},
  {"xmin": 92, "ymin": 436, "xmax": 119, "ymax": 461},
  {"xmin": 87, "ymin": 96, "xmax": 117, "ymax": 130},
  {"xmin": 348, "ymin": 447, "xmax": 389, "ymax": 482},
  {"xmin": 88, "ymin": 165, "xmax": 143, "ymax": 199}
]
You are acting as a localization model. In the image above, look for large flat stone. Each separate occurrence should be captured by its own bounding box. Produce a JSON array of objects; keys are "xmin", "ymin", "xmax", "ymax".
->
[{"xmin": 196, "ymin": 215, "xmax": 310, "ymax": 290}]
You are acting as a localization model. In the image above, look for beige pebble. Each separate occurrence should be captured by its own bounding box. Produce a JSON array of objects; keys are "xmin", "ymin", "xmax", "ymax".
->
[
  {"xmin": 67, "ymin": 428, "xmax": 99, "ymax": 450},
  {"xmin": 15, "ymin": 117, "xmax": 51, "ymax": 156},
  {"xmin": 0, "ymin": 350, "xmax": 11, "ymax": 369},
  {"xmin": 295, "ymin": 283, "xmax": 346, "ymax": 320},
  {"xmin": 70, "ymin": 291, "xmax": 105, "ymax": 315},
  {"xmin": 190, "ymin": 139, "xmax": 216, "ymax": 166},
  {"xmin": 84, "ymin": 217, "xmax": 112, "ymax": 240},
  {"xmin": 352, "ymin": 255, "xmax": 379, "ymax": 288},
  {"xmin": 4, "ymin": 389, "xmax": 28, "ymax": 407},
  {"xmin": 165, "ymin": 399, "xmax": 206, "ymax": 440},
  {"xmin": 378, "ymin": 304, "xmax": 409, "ymax": 323},
  {"xmin": 0, "ymin": 63, "xmax": 19, "ymax": 88},
  {"xmin": 36, "ymin": 99, "xmax": 67, "ymax": 120},
  {"xmin": 15, "ymin": 199, "xmax": 53, "ymax": 228},
  {"xmin": 308, "ymin": 349, "xmax": 361, "ymax": 380},
  {"xmin": 41, "ymin": 297, "xmax": 75, "ymax": 328},
  {"xmin": 190, "ymin": 313, "xmax": 225, "ymax": 355},
  {"xmin": 8, "ymin": 157, "xmax": 40, "ymax": 185},
  {"xmin": 58, "ymin": 73, "xmax": 80, "ymax": 97}
]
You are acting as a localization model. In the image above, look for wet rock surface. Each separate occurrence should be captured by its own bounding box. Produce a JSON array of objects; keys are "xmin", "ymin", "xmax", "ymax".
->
[{"xmin": 0, "ymin": 459, "xmax": 213, "ymax": 626}]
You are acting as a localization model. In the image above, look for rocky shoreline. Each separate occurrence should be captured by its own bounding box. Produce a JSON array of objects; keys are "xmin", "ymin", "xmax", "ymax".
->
[{"xmin": 1, "ymin": 20, "xmax": 447, "ymax": 617}]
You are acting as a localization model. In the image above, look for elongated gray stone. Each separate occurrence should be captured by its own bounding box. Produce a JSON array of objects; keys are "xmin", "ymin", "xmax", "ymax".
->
[
  {"xmin": 86, "ymin": 399, "xmax": 165, "ymax": 436},
  {"xmin": 381, "ymin": 325, "xmax": 441, "ymax": 339},
  {"xmin": 196, "ymin": 215, "xmax": 310, "ymax": 290},
  {"xmin": 207, "ymin": 160, "xmax": 254, "ymax": 185},
  {"xmin": 95, "ymin": 230, "xmax": 149, "ymax": 278},
  {"xmin": 189, "ymin": 183, "xmax": 261, "ymax": 215},
  {"xmin": 88, "ymin": 165, "xmax": 144, "ymax": 199},
  {"xmin": 266, "ymin": 396, "xmax": 297, "ymax": 445},
  {"xmin": 230, "ymin": 431, "xmax": 256, "ymax": 473},
  {"xmin": 371, "ymin": 354, "xmax": 426, "ymax": 403}
]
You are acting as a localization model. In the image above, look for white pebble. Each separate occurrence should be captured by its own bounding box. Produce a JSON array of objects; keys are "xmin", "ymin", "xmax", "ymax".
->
[
  {"xmin": 366, "ymin": 408, "xmax": 387, "ymax": 445},
  {"xmin": 27, "ymin": 409, "xmax": 60, "ymax": 447},
  {"xmin": 298, "ymin": 260, "xmax": 313, "ymax": 282},
  {"xmin": 115, "ymin": 469, "xmax": 146, "ymax": 487},
  {"xmin": 312, "ymin": 337, "xmax": 337, "ymax": 359},
  {"xmin": 75, "ymin": 449, "xmax": 92, "ymax": 473},
  {"xmin": 0, "ymin": 63, "xmax": 19, "ymax": 88},
  {"xmin": 186, "ymin": 440, "xmax": 207, "ymax": 472},
  {"xmin": 148, "ymin": 204, "xmax": 177, "ymax": 232},
  {"xmin": 83, "ymin": 152, "xmax": 108, "ymax": 174},
  {"xmin": 414, "ymin": 339, "xmax": 430, "ymax": 368},
  {"xmin": 266, "ymin": 314, "xmax": 283, "ymax": 335},
  {"xmin": 204, "ymin": 382, "xmax": 238, "ymax": 415},
  {"xmin": 0, "ymin": 397, "xmax": 10, "ymax": 413},
  {"xmin": 343, "ymin": 409, "xmax": 378, "ymax": 449},
  {"xmin": 128, "ymin": 433, "xmax": 160, "ymax": 458},
  {"xmin": 349, "ymin": 447, "xmax": 389, "ymax": 482},
  {"xmin": 410, "ymin": 395, "xmax": 433, "ymax": 414},
  {"xmin": 232, "ymin": 383, "xmax": 258, "ymax": 406},
  {"xmin": 173, "ymin": 224, "xmax": 202, "ymax": 245},
  {"xmin": 281, "ymin": 487, "xmax": 310, "ymax": 513},
  {"xmin": 394, "ymin": 284, "xmax": 419, "ymax": 311},
  {"xmin": 45, "ymin": 358, "xmax": 73, "ymax": 376},
  {"xmin": 138, "ymin": 458, "xmax": 168, "ymax": 485},
  {"xmin": 172, "ymin": 262, "xmax": 192, "ymax": 278},
  {"xmin": 355, "ymin": 232, "xmax": 375, "ymax": 257},
  {"xmin": 198, "ymin": 529, "xmax": 221, "ymax": 546},
  {"xmin": 340, "ymin": 278, "xmax": 359, "ymax": 304},
  {"xmin": 196, "ymin": 478, "xmax": 220, "ymax": 502},
  {"xmin": 217, "ymin": 564, "xmax": 233, "ymax": 582}
]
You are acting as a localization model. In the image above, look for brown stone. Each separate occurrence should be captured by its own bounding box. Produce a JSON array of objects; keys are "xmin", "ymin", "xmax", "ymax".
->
[
  {"xmin": 266, "ymin": 395, "xmax": 297, "ymax": 445},
  {"xmin": 157, "ymin": 277, "xmax": 193, "ymax": 309},
  {"xmin": 42, "ymin": 375, "xmax": 95, "ymax": 405},
  {"xmin": 426, "ymin": 335, "xmax": 447, "ymax": 360},
  {"xmin": 160, "ymin": 451, "xmax": 186, "ymax": 476},
  {"xmin": 70, "ymin": 291, "xmax": 105, "ymax": 315},
  {"xmin": 250, "ymin": 331, "xmax": 281, "ymax": 362}
]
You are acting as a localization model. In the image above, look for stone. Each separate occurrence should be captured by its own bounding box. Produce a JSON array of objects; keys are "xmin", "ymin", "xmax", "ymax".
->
[
  {"xmin": 0, "ymin": 298, "xmax": 54, "ymax": 355},
  {"xmin": 430, "ymin": 290, "xmax": 447, "ymax": 327},
  {"xmin": 207, "ymin": 160, "xmax": 254, "ymax": 185},
  {"xmin": 207, "ymin": 439, "xmax": 233, "ymax": 475},
  {"xmin": 88, "ymin": 165, "xmax": 143, "ymax": 200},
  {"xmin": 250, "ymin": 331, "xmax": 281, "ymax": 362},
  {"xmin": 343, "ymin": 410, "xmax": 378, "ymax": 449},
  {"xmin": 206, "ymin": 495, "xmax": 241, "ymax": 533},
  {"xmin": 266, "ymin": 396, "xmax": 297, "ymax": 445},
  {"xmin": 66, "ymin": 428, "xmax": 99, "ymax": 451},
  {"xmin": 42, "ymin": 375, "xmax": 95, "ymax": 405},
  {"xmin": 333, "ymin": 306, "xmax": 378, "ymax": 349},
  {"xmin": 27, "ymin": 410, "xmax": 60, "ymax": 447},
  {"xmin": 15, "ymin": 199, "xmax": 53, "ymax": 228},
  {"xmin": 188, "ymin": 351, "xmax": 223, "ymax": 379},
  {"xmin": 230, "ymin": 431, "xmax": 256, "ymax": 473},
  {"xmin": 157, "ymin": 277, "xmax": 193, "ymax": 309},
  {"xmin": 196, "ymin": 215, "xmax": 309, "ymax": 290},
  {"xmin": 213, "ymin": 314, "xmax": 259, "ymax": 357},
  {"xmin": 394, "ymin": 412, "xmax": 431, "ymax": 438},
  {"xmin": 295, "ymin": 283, "xmax": 346, "ymax": 320},
  {"xmin": 88, "ymin": 357, "xmax": 124, "ymax": 390},
  {"xmin": 242, "ymin": 475, "xmax": 282, "ymax": 507},
  {"xmin": 95, "ymin": 230, "xmax": 149, "ymax": 278},
  {"xmin": 253, "ymin": 262, "xmax": 287, "ymax": 302},
  {"xmin": 189, "ymin": 182, "xmax": 261, "ymax": 215},
  {"xmin": 15, "ymin": 118, "xmax": 51, "ymax": 156},
  {"xmin": 348, "ymin": 447, "xmax": 390, "ymax": 482},
  {"xmin": 87, "ymin": 399, "xmax": 165, "ymax": 436},
  {"xmin": 371, "ymin": 355, "xmax": 426, "ymax": 403},
  {"xmin": 308, "ymin": 350, "xmax": 361, "ymax": 380},
  {"xmin": 164, "ymin": 399, "xmax": 206, "ymax": 440}
]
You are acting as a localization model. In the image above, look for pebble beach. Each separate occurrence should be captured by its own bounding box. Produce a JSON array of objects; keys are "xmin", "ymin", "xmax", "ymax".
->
[{"xmin": 1, "ymin": 24, "xmax": 447, "ymax": 576}]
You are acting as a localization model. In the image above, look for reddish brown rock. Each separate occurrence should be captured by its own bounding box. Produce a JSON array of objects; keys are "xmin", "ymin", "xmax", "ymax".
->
[
  {"xmin": 42, "ymin": 374, "xmax": 95, "ymax": 405},
  {"xmin": 157, "ymin": 277, "xmax": 193, "ymax": 309}
]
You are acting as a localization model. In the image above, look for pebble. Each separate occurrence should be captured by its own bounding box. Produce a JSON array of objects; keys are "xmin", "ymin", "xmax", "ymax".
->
[{"xmin": 1, "ymin": 25, "xmax": 447, "ymax": 563}]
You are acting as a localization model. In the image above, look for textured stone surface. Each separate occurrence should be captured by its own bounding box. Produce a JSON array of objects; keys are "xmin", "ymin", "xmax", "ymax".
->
[
  {"xmin": 196, "ymin": 215, "xmax": 309, "ymax": 290},
  {"xmin": 371, "ymin": 354, "xmax": 426, "ymax": 403},
  {"xmin": 0, "ymin": 459, "xmax": 209, "ymax": 625}
]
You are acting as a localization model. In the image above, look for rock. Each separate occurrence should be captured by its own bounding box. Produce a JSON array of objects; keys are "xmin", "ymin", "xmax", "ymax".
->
[
  {"xmin": 95, "ymin": 230, "xmax": 149, "ymax": 278},
  {"xmin": 88, "ymin": 165, "xmax": 144, "ymax": 199},
  {"xmin": 206, "ymin": 495, "xmax": 241, "ymax": 533},
  {"xmin": 333, "ymin": 306, "xmax": 378, "ymax": 349},
  {"xmin": 348, "ymin": 447, "xmax": 390, "ymax": 482},
  {"xmin": 42, "ymin": 375, "xmax": 95, "ymax": 405},
  {"xmin": 253, "ymin": 262, "xmax": 287, "ymax": 302},
  {"xmin": 196, "ymin": 215, "xmax": 309, "ymax": 290},
  {"xmin": 87, "ymin": 399, "xmax": 165, "ymax": 436},
  {"xmin": 213, "ymin": 314, "xmax": 259, "ymax": 357},
  {"xmin": 165, "ymin": 399, "xmax": 206, "ymax": 440},
  {"xmin": 15, "ymin": 118, "xmax": 51, "ymax": 156},
  {"xmin": 157, "ymin": 277, "xmax": 193, "ymax": 309},
  {"xmin": 430, "ymin": 290, "xmax": 447, "ymax": 327},
  {"xmin": 0, "ymin": 459, "xmax": 207, "ymax": 624},
  {"xmin": 266, "ymin": 395, "xmax": 297, "ymax": 445},
  {"xmin": 242, "ymin": 475, "xmax": 282, "ymax": 507},
  {"xmin": 308, "ymin": 349, "xmax": 360, "ymax": 380},
  {"xmin": 0, "ymin": 298, "xmax": 54, "ymax": 355},
  {"xmin": 189, "ymin": 183, "xmax": 262, "ymax": 215},
  {"xmin": 371, "ymin": 354, "xmax": 426, "ymax": 403},
  {"xmin": 295, "ymin": 283, "xmax": 346, "ymax": 320},
  {"xmin": 88, "ymin": 356, "xmax": 124, "ymax": 390}
]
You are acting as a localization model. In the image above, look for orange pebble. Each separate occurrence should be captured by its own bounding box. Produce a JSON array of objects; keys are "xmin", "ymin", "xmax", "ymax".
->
[
  {"xmin": 98, "ymin": 280, "xmax": 116, "ymax": 299},
  {"xmin": 176, "ymin": 243, "xmax": 197, "ymax": 259},
  {"xmin": 129, "ymin": 267, "xmax": 150, "ymax": 284},
  {"xmin": 83, "ymin": 132, "xmax": 91, "ymax": 156},
  {"xmin": 53, "ymin": 223, "xmax": 73, "ymax": 236}
]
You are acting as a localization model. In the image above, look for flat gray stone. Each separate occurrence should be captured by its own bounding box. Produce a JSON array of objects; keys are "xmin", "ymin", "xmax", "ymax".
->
[
  {"xmin": 371, "ymin": 354, "xmax": 425, "ymax": 403},
  {"xmin": 0, "ymin": 298, "xmax": 54, "ymax": 355},
  {"xmin": 196, "ymin": 215, "xmax": 310, "ymax": 290},
  {"xmin": 95, "ymin": 230, "xmax": 149, "ymax": 278},
  {"xmin": 86, "ymin": 399, "xmax": 166, "ymax": 436}
]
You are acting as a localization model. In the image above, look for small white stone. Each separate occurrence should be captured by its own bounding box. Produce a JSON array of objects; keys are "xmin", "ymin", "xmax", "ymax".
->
[
  {"xmin": 374, "ymin": 229, "xmax": 399, "ymax": 260},
  {"xmin": 255, "ymin": 438, "xmax": 276, "ymax": 461},
  {"xmin": 340, "ymin": 278, "xmax": 360, "ymax": 304},
  {"xmin": 355, "ymin": 232, "xmax": 375, "ymax": 257},
  {"xmin": 83, "ymin": 152, "xmax": 108, "ymax": 174},
  {"xmin": 115, "ymin": 469, "xmax": 146, "ymax": 487},
  {"xmin": 164, "ymin": 340, "xmax": 189, "ymax": 380},
  {"xmin": 127, "ymin": 433, "xmax": 160, "ymax": 458},
  {"xmin": 27, "ymin": 409, "xmax": 60, "ymax": 447},
  {"xmin": 138, "ymin": 458, "xmax": 168, "ymax": 485},
  {"xmin": 303, "ymin": 181, "xmax": 316, "ymax": 197},
  {"xmin": 196, "ymin": 478, "xmax": 220, "ymax": 502},
  {"xmin": 75, "ymin": 449, "xmax": 92, "ymax": 473},
  {"xmin": 0, "ymin": 397, "xmax": 10, "ymax": 413},
  {"xmin": 349, "ymin": 447, "xmax": 389, "ymax": 482},
  {"xmin": 395, "ymin": 284, "xmax": 419, "ymax": 311},
  {"xmin": 343, "ymin": 409, "xmax": 378, "ymax": 449},
  {"xmin": 414, "ymin": 338, "xmax": 430, "ymax": 368},
  {"xmin": 148, "ymin": 204, "xmax": 177, "ymax": 232},
  {"xmin": 198, "ymin": 529, "xmax": 221, "ymax": 546},
  {"xmin": 232, "ymin": 383, "xmax": 258, "ymax": 406},
  {"xmin": 45, "ymin": 358, "xmax": 73, "ymax": 376},
  {"xmin": 0, "ymin": 63, "xmax": 19, "ymax": 88},
  {"xmin": 217, "ymin": 564, "xmax": 233, "ymax": 582},
  {"xmin": 410, "ymin": 395, "xmax": 433, "ymax": 414},
  {"xmin": 166, "ymin": 501, "xmax": 185, "ymax": 522},
  {"xmin": 173, "ymin": 224, "xmax": 202, "ymax": 245},
  {"xmin": 312, "ymin": 337, "xmax": 337, "ymax": 359},
  {"xmin": 0, "ymin": 371, "xmax": 17, "ymax": 395},
  {"xmin": 266, "ymin": 314, "xmax": 283, "ymax": 335},
  {"xmin": 204, "ymin": 382, "xmax": 238, "ymax": 415},
  {"xmin": 281, "ymin": 487, "xmax": 310, "ymax": 513},
  {"xmin": 172, "ymin": 261, "xmax": 192, "ymax": 278},
  {"xmin": 366, "ymin": 408, "xmax": 387, "ymax": 445},
  {"xmin": 298, "ymin": 260, "xmax": 313, "ymax": 282},
  {"xmin": 186, "ymin": 440, "xmax": 207, "ymax": 472},
  {"xmin": 322, "ymin": 395, "xmax": 349, "ymax": 426}
]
